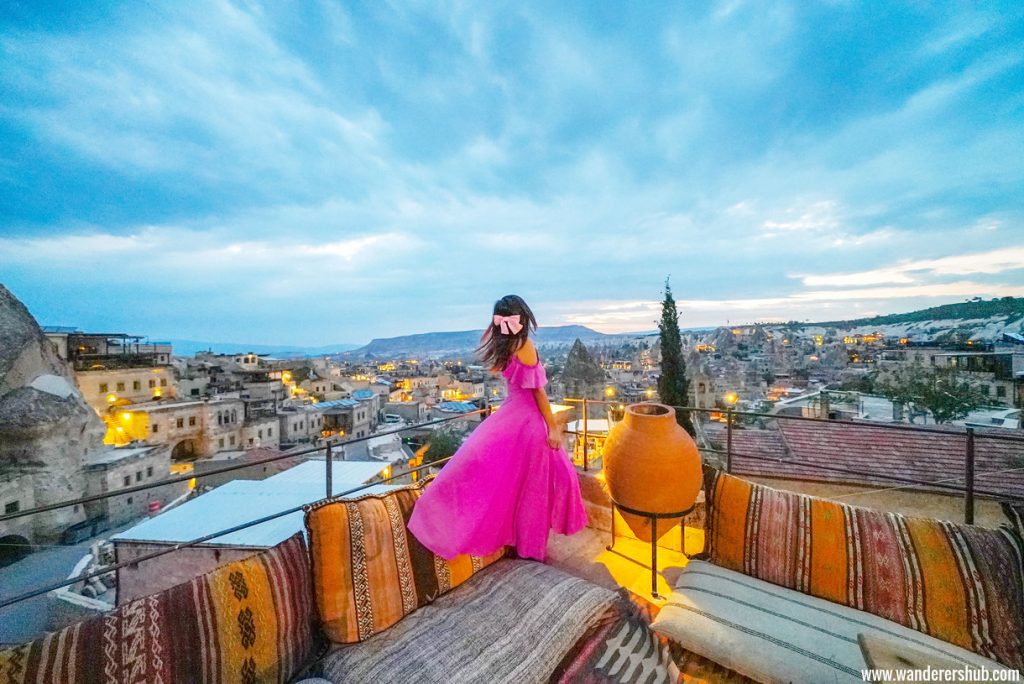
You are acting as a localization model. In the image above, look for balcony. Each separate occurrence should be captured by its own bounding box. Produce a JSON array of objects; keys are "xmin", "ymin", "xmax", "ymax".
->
[{"xmin": 1, "ymin": 404, "xmax": 1022, "ymax": 681}]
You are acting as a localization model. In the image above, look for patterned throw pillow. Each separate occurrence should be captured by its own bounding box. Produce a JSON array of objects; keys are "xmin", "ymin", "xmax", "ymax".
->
[
  {"xmin": 703, "ymin": 469, "xmax": 1024, "ymax": 669},
  {"xmin": 0, "ymin": 533, "xmax": 319, "ymax": 684},
  {"xmin": 304, "ymin": 483, "xmax": 505, "ymax": 644}
]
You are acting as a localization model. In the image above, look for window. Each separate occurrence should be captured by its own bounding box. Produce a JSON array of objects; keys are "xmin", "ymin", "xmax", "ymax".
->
[
  {"xmin": 218, "ymin": 413, "xmax": 223, "ymax": 425},
  {"xmin": 4, "ymin": 501, "xmax": 19, "ymax": 514},
  {"xmin": 191, "ymin": 388, "xmax": 199, "ymax": 396},
  {"xmin": 268, "ymin": 428, "xmax": 273, "ymax": 437},
  {"xmin": 149, "ymin": 379, "xmax": 156, "ymax": 388},
  {"xmin": 231, "ymin": 410, "xmax": 237, "ymax": 423},
  {"xmin": 997, "ymin": 386, "xmax": 1007, "ymax": 398},
  {"xmin": 152, "ymin": 423, "xmax": 159, "ymax": 433},
  {"xmin": 127, "ymin": 497, "xmax": 133, "ymax": 505},
  {"xmin": 123, "ymin": 476, "xmax": 131, "ymax": 487},
  {"xmin": 116, "ymin": 382, "xmax": 125, "ymax": 391},
  {"xmin": 176, "ymin": 418, "xmax": 184, "ymax": 428},
  {"xmin": 136, "ymin": 471, "xmax": 143, "ymax": 482},
  {"xmin": 133, "ymin": 380, "xmax": 141, "ymax": 390},
  {"xmin": 218, "ymin": 438, "xmax": 225, "ymax": 448},
  {"xmin": 146, "ymin": 466, "xmax": 153, "ymax": 477},
  {"xmin": 229, "ymin": 435, "xmax": 235, "ymax": 445},
  {"xmin": 258, "ymin": 429, "xmax": 263, "ymax": 438},
  {"xmin": 160, "ymin": 378, "xmax": 167, "ymax": 387},
  {"xmin": 99, "ymin": 383, "xmax": 109, "ymax": 393},
  {"xmin": 248, "ymin": 438, "xmax": 254, "ymax": 446},
  {"xmin": 189, "ymin": 416, "xmax": 196, "ymax": 426}
]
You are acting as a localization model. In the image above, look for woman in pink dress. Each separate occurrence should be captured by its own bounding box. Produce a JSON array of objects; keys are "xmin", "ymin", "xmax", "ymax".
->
[{"xmin": 408, "ymin": 294, "xmax": 588, "ymax": 561}]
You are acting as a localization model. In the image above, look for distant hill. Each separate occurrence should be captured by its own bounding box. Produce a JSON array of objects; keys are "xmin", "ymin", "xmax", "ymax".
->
[
  {"xmin": 771, "ymin": 296, "xmax": 1024, "ymax": 343},
  {"xmin": 344, "ymin": 325, "xmax": 631, "ymax": 359},
  {"xmin": 169, "ymin": 339, "xmax": 361, "ymax": 358},
  {"xmin": 813, "ymin": 297, "xmax": 1024, "ymax": 328}
]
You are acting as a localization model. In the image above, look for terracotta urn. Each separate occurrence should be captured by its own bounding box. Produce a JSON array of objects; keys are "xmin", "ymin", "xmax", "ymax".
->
[{"xmin": 602, "ymin": 403, "xmax": 702, "ymax": 542}]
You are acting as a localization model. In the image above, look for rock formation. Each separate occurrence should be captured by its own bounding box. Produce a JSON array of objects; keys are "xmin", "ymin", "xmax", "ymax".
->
[{"xmin": 0, "ymin": 285, "xmax": 104, "ymax": 541}]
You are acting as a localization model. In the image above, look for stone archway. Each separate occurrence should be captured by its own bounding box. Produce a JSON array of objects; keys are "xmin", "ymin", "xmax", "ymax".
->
[
  {"xmin": 171, "ymin": 438, "xmax": 198, "ymax": 461},
  {"xmin": 0, "ymin": 534, "xmax": 32, "ymax": 567}
]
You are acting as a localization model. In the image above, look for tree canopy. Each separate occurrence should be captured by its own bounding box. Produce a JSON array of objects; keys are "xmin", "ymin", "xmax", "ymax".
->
[{"xmin": 658, "ymin": 279, "xmax": 695, "ymax": 435}]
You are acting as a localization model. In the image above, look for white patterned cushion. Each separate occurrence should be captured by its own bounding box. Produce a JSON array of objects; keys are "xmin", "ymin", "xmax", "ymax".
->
[{"xmin": 652, "ymin": 561, "xmax": 1013, "ymax": 683}]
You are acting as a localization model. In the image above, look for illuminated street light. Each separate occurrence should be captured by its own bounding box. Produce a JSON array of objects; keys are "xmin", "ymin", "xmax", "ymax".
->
[
  {"xmin": 605, "ymin": 387, "xmax": 616, "ymax": 398},
  {"xmin": 724, "ymin": 391, "xmax": 739, "ymax": 406}
]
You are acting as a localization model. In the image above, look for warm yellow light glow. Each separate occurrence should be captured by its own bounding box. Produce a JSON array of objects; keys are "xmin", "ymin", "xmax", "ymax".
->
[
  {"xmin": 153, "ymin": 388, "xmax": 162, "ymax": 398},
  {"xmin": 382, "ymin": 465, "xmax": 392, "ymax": 479},
  {"xmin": 604, "ymin": 387, "xmax": 616, "ymax": 397},
  {"xmin": 281, "ymin": 371, "xmax": 293, "ymax": 382},
  {"xmin": 724, "ymin": 391, "xmax": 739, "ymax": 406},
  {"xmin": 645, "ymin": 388, "xmax": 654, "ymax": 398},
  {"xmin": 106, "ymin": 393, "xmax": 117, "ymax": 403}
]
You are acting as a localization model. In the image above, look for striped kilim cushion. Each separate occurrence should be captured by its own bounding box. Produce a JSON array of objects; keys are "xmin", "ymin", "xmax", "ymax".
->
[
  {"xmin": 316, "ymin": 560, "xmax": 617, "ymax": 683},
  {"xmin": 704, "ymin": 469, "xmax": 1024, "ymax": 669},
  {"xmin": 653, "ymin": 560, "xmax": 1016, "ymax": 683},
  {"xmin": 304, "ymin": 483, "xmax": 505, "ymax": 644},
  {"xmin": 0, "ymin": 533, "xmax": 319, "ymax": 684}
]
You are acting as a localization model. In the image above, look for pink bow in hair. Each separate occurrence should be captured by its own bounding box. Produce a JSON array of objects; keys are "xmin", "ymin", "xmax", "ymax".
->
[{"xmin": 493, "ymin": 314, "xmax": 524, "ymax": 335}]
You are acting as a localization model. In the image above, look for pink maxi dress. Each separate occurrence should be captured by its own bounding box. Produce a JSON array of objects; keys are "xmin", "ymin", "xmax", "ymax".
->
[{"xmin": 408, "ymin": 355, "xmax": 588, "ymax": 561}]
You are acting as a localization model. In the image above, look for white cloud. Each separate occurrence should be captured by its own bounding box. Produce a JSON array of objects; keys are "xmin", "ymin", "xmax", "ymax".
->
[{"xmin": 798, "ymin": 246, "xmax": 1024, "ymax": 287}]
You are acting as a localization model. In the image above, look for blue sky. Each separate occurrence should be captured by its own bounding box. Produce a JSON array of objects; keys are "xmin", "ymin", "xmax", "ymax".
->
[{"xmin": 1, "ymin": 1, "xmax": 1023, "ymax": 345}]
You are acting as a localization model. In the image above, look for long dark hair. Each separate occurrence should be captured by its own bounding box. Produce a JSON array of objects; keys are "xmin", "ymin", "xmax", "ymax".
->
[{"xmin": 477, "ymin": 294, "xmax": 538, "ymax": 371}]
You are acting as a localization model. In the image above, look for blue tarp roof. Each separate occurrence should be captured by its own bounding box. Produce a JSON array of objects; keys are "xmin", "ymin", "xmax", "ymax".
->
[
  {"xmin": 437, "ymin": 401, "xmax": 477, "ymax": 413},
  {"xmin": 113, "ymin": 461, "xmax": 393, "ymax": 548}
]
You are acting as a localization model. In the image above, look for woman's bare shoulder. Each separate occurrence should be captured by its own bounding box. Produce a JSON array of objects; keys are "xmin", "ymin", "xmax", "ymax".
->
[{"xmin": 515, "ymin": 339, "xmax": 539, "ymax": 365}]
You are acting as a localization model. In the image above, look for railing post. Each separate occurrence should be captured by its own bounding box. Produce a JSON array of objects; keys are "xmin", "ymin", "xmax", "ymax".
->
[
  {"xmin": 326, "ymin": 442, "xmax": 333, "ymax": 499},
  {"xmin": 964, "ymin": 427, "xmax": 975, "ymax": 525},
  {"xmin": 726, "ymin": 408, "xmax": 734, "ymax": 473},
  {"xmin": 582, "ymin": 398, "xmax": 589, "ymax": 472}
]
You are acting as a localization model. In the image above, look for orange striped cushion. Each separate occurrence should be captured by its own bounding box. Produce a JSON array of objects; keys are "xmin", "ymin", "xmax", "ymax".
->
[
  {"xmin": 304, "ymin": 484, "xmax": 505, "ymax": 644},
  {"xmin": 704, "ymin": 469, "xmax": 1024, "ymax": 669}
]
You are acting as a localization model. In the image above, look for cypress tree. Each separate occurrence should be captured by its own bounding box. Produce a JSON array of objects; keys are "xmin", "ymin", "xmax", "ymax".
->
[{"xmin": 658, "ymin": 279, "xmax": 695, "ymax": 435}]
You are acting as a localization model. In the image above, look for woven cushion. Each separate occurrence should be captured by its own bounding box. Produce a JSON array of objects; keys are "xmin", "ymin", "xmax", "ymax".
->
[
  {"xmin": 704, "ymin": 469, "xmax": 1024, "ymax": 668},
  {"xmin": 315, "ymin": 559, "xmax": 616, "ymax": 683},
  {"xmin": 0, "ymin": 533, "xmax": 319, "ymax": 684},
  {"xmin": 653, "ymin": 560, "xmax": 1016, "ymax": 683},
  {"xmin": 304, "ymin": 483, "xmax": 505, "ymax": 644}
]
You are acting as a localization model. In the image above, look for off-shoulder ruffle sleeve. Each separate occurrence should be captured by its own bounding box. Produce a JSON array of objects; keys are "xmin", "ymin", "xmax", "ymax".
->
[{"xmin": 505, "ymin": 358, "xmax": 548, "ymax": 389}]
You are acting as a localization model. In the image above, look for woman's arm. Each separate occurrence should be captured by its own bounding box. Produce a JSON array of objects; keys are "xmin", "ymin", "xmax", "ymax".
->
[
  {"xmin": 516, "ymin": 339, "xmax": 561, "ymax": 448},
  {"xmin": 532, "ymin": 386, "xmax": 562, "ymax": 448}
]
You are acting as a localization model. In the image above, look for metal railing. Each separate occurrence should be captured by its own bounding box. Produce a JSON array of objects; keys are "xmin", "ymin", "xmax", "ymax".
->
[
  {"xmin": 562, "ymin": 398, "xmax": 1024, "ymax": 525},
  {"xmin": 0, "ymin": 408, "xmax": 486, "ymax": 609},
  {"xmin": 0, "ymin": 408, "xmax": 486, "ymax": 525}
]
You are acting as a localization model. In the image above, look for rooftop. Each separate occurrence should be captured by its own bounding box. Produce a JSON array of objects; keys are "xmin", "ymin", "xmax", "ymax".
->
[
  {"xmin": 84, "ymin": 444, "xmax": 162, "ymax": 467},
  {"xmin": 113, "ymin": 460, "xmax": 395, "ymax": 547},
  {"xmin": 707, "ymin": 420, "xmax": 1024, "ymax": 499}
]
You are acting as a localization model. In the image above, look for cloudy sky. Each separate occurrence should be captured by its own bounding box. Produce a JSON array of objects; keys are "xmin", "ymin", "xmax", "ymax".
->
[{"xmin": 1, "ymin": 2, "xmax": 1022, "ymax": 345}]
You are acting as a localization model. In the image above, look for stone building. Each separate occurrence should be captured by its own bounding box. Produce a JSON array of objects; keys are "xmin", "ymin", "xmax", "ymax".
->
[
  {"xmin": 82, "ymin": 444, "xmax": 185, "ymax": 526},
  {"xmin": 106, "ymin": 397, "xmax": 247, "ymax": 459},
  {"xmin": 240, "ymin": 415, "xmax": 280, "ymax": 449},
  {"xmin": 75, "ymin": 367, "xmax": 176, "ymax": 413}
]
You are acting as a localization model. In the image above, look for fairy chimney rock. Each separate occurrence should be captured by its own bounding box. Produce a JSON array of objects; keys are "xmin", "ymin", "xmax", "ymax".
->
[{"xmin": 0, "ymin": 285, "xmax": 102, "ymax": 539}]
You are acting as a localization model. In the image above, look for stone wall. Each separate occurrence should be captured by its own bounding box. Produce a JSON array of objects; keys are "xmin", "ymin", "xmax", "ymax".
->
[{"xmin": 113, "ymin": 543, "xmax": 256, "ymax": 604}]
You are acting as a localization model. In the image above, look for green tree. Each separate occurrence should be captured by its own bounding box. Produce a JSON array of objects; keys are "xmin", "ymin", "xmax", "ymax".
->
[
  {"xmin": 876, "ymin": 362, "xmax": 987, "ymax": 424},
  {"xmin": 657, "ymin": 279, "xmax": 695, "ymax": 435},
  {"xmin": 423, "ymin": 426, "xmax": 465, "ymax": 467}
]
